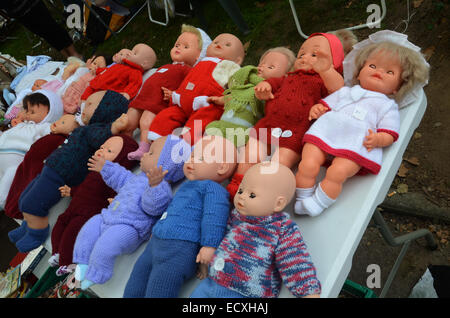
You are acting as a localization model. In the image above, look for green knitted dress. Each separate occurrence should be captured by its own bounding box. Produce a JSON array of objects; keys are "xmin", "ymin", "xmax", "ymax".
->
[{"xmin": 206, "ymin": 65, "xmax": 264, "ymax": 148}]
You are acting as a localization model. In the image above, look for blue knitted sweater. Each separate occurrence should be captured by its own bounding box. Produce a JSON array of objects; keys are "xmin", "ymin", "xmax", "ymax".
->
[{"xmin": 152, "ymin": 179, "xmax": 230, "ymax": 248}]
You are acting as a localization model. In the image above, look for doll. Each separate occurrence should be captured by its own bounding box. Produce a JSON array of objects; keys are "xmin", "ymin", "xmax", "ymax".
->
[
  {"xmin": 126, "ymin": 24, "xmax": 211, "ymax": 160},
  {"xmin": 226, "ymin": 31, "xmax": 354, "ymax": 199},
  {"xmin": 60, "ymin": 55, "xmax": 110, "ymax": 114},
  {"xmin": 8, "ymin": 90, "xmax": 129, "ymax": 253},
  {"xmin": 190, "ymin": 162, "xmax": 321, "ymax": 298},
  {"xmin": 147, "ymin": 32, "xmax": 245, "ymax": 146},
  {"xmin": 205, "ymin": 46, "xmax": 296, "ymax": 148},
  {"xmin": 123, "ymin": 135, "xmax": 237, "ymax": 298},
  {"xmin": 0, "ymin": 90, "xmax": 63, "ymax": 209},
  {"xmin": 111, "ymin": 48, "xmax": 132, "ymax": 66},
  {"xmin": 4, "ymin": 115, "xmax": 79, "ymax": 219},
  {"xmin": 72, "ymin": 133, "xmax": 190, "ymax": 289},
  {"xmin": 49, "ymin": 134, "xmax": 138, "ymax": 273},
  {"xmin": 294, "ymin": 31, "xmax": 430, "ymax": 217},
  {"xmin": 80, "ymin": 43, "xmax": 157, "ymax": 101}
]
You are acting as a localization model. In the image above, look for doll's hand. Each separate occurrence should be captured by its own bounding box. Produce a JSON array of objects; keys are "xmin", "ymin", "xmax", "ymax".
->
[
  {"xmin": 111, "ymin": 113, "xmax": 128, "ymax": 134},
  {"xmin": 58, "ymin": 185, "xmax": 71, "ymax": 197},
  {"xmin": 161, "ymin": 87, "xmax": 172, "ymax": 101},
  {"xmin": 120, "ymin": 92, "xmax": 130, "ymax": 100},
  {"xmin": 363, "ymin": 129, "xmax": 379, "ymax": 152},
  {"xmin": 87, "ymin": 153, "xmax": 107, "ymax": 172},
  {"xmin": 107, "ymin": 198, "xmax": 114, "ymax": 204},
  {"xmin": 308, "ymin": 103, "xmax": 328, "ymax": 121},
  {"xmin": 196, "ymin": 246, "xmax": 216, "ymax": 267},
  {"xmin": 146, "ymin": 166, "xmax": 169, "ymax": 187},
  {"xmin": 254, "ymin": 81, "xmax": 274, "ymax": 100},
  {"xmin": 207, "ymin": 96, "xmax": 225, "ymax": 106},
  {"xmin": 196, "ymin": 263, "xmax": 208, "ymax": 280},
  {"xmin": 311, "ymin": 50, "xmax": 333, "ymax": 74}
]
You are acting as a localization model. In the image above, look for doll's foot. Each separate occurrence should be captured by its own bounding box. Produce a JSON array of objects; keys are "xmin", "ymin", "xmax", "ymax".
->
[
  {"xmin": 294, "ymin": 199, "xmax": 308, "ymax": 216},
  {"xmin": 8, "ymin": 221, "xmax": 28, "ymax": 244},
  {"xmin": 74, "ymin": 264, "xmax": 89, "ymax": 282},
  {"xmin": 301, "ymin": 184, "xmax": 335, "ymax": 217},
  {"xmin": 48, "ymin": 253, "xmax": 60, "ymax": 267},
  {"xmin": 293, "ymin": 187, "xmax": 316, "ymax": 216},
  {"xmin": 15, "ymin": 225, "xmax": 49, "ymax": 253},
  {"xmin": 81, "ymin": 279, "xmax": 95, "ymax": 290},
  {"xmin": 127, "ymin": 141, "xmax": 150, "ymax": 160}
]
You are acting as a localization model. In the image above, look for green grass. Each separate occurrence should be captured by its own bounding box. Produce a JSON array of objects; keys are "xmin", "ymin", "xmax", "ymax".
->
[{"xmin": 0, "ymin": 0, "xmax": 395, "ymax": 67}]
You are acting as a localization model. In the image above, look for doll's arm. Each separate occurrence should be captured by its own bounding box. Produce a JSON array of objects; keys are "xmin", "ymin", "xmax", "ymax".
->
[
  {"xmin": 140, "ymin": 179, "xmax": 173, "ymax": 217},
  {"xmin": 308, "ymin": 103, "xmax": 330, "ymax": 121},
  {"xmin": 363, "ymin": 130, "xmax": 395, "ymax": 152},
  {"xmin": 122, "ymin": 72, "xmax": 143, "ymax": 100},
  {"xmin": 275, "ymin": 220, "xmax": 321, "ymax": 298},
  {"xmin": 100, "ymin": 160, "xmax": 134, "ymax": 192},
  {"xmin": 207, "ymin": 95, "xmax": 225, "ymax": 106},
  {"xmin": 364, "ymin": 103, "xmax": 400, "ymax": 151},
  {"xmin": 200, "ymin": 183, "xmax": 230, "ymax": 248},
  {"xmin": 312, "ymin": 51, "xmax": 344, "ymax": 94}
]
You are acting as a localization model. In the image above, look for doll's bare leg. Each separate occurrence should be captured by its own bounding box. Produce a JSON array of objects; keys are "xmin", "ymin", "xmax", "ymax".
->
[
  {"xmin": 293, "ymin": 143, "xmax": 327, "ymax": 215},
  {"xmin": 296, "ymin": 143, "xmax": 327, "ymax": 188},
  {"xmin": 23, "ymin": 213, "xmax": 49, "ymax": 230},
  {"xmin": 320, "ymin": 157, "xmax": 361, "ymax": 199},
  {"xmin": 271, "ymin": 146, "xmax": 301, "ymax": 170},
  {"xmin": 127, "ymin": 110, "xmax": 156, "ymax": 160},
  {"xmin": 124, "ymin": 107, "xmax": 143, "ymax": 137}
]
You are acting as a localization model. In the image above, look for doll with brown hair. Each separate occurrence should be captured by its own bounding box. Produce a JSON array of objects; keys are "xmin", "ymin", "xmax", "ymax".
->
[
  {"xmin": 191, "ymin": 162, "xmax": 321, "ymax": 298},
  {"xmin": 205, "ymin": 46, "xmax": 296, "ymax": 149},
  {"xmin": 147, "ymin": 32, "xmax": 245, "ymax": 146},
  {"xmin": 61, "ymin": 54, "xmax": 110, "ymax": 114},
  {"xmin": 124, "ymin": 135, "xmax": 237, "ymax": 298},
  {"xmin": 71, "ymin": 132, "xmax": 190, "ymax": 289},
  {"xmin": 81, "ymin": 43, "xmax": 157, "ymax": 101},
  {"xmin": 226, "ymin": 30, "xmax": 356, "ymax": 200},
  {"xmin": 125, "ymin": 24, "xmax": 210, "ymax": 160},
  {"xmin": 294, "ymin": 30, "xmax": 430, "ymax": 216},
  {"xmin": 48, "ymin": 134, "xmax": 138, "ymax": 274},
  {"xmin": 8, "ymin": 90, "xmax": 129, "ymax": 253},
  {"xmin": 3, "ymin": 116, "xmax": 78, "ymax": 219}
]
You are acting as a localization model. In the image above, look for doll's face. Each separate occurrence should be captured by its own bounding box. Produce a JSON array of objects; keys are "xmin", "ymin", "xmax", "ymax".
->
[
  {"xmin": 357, "ymin": 50, "xmax": 403, "ymax": 95},
  {"xmin": 113, "ymin": 49, "xmax": 132, "ymax": 64},
  {"xmin": 206, "ymin": 33, "xmax": 245, "ymax": 65},
  {"xmin": 81, "ymin": 91, "xmax": 105, "ymax": 125},
  {"xmin": 94, "ymin": 136, "xmax": 124, "ymax": 162},
  {"xmin": 31, "ymin": 79, "xmax": 47, "ymax": 91},
  {"xmin": 25, "ymin": 103, "xmax": 49, "ymax": 123},
  {"xmin": 170, "ymin": 32, "xmax": 201, "ymax": 66},
  {"xmin": 50, "ymin": 114, "xmax": 79, "ymax": 134},
  {"xmin": 88, "ymin": 56, "xmax": 107, "ymax": 75},
  {"xmin": 183, "ymin": 135, "xmax": 237, "ymax": 182},
  {"xmin": 140, "ymin": 136, "xmax": 166, "ymax": 174},
  {"xmin": 234, "ymin": 162, "xmax": 294, "ymax": 217},
  {"xmin": 294, "ymin": 35, "xmax": 332, "ymax": 71},
  {"xmin": 126, "ymin": 43, "xmax": 157, "ymax": 71},
  {"xmin": 257, "ymin": 51, "xmax": 290, "ymax": 79}
]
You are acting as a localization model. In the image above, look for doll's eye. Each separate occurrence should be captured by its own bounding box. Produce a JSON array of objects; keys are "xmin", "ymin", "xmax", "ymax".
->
[
  {"xmin": 387, "ymin": 70, "xmax": 394, "ymax": 75},
  {"xmin": 237, "ymin": 188, "xmax": 243, "ymax": 194},
  {"xmin": 62, "ymin": 121, "xmax": 65, "ymax": 124},
  {"xmin": 249, "ymin": 193, "xmax": 256, "ymax": 199},
  {"xmin": 369, "ymin": 64, "xmax": 376, "ymax": 69}
]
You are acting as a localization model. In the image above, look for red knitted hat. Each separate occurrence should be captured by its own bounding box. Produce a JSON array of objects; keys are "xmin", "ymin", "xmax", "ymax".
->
[{"xmin": 308, "ymin": 32, "xmax": 344, "ymax": 74}]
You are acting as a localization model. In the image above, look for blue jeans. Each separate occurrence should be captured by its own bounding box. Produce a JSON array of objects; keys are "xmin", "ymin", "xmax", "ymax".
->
[{"xmin": 190, "ymin": 277, "xmax": 247, "ymax": 298}]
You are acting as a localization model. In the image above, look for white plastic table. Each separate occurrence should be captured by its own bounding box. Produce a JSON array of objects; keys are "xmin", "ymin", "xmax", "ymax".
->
[{"xmin": 30, "ymin": 88, "xmax": 428, "ymax": 298}]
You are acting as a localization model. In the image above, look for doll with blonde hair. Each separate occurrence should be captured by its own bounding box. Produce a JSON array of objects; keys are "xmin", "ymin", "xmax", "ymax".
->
[{"xmin": 294, "ymin": 30, "xmax": 429, "ymax": 216}]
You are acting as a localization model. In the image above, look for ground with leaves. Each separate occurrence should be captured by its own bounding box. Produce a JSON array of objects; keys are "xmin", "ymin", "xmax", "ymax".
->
[{"xmin": 0, "ymin": 0, "xmax": 448, "ymax": 298}]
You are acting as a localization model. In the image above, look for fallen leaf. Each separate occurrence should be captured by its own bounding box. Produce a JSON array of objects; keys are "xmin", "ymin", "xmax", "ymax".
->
[
  {"xmin": 397, "ymin": 164, "xmax": 409, "ymax": 177},
  {"xmin": 423, "ymin": 46, "xmax": 435, "ymax": 61},
  {"xmin": 255, "ymin": 1, "xmax": 266, "ymax": 8},
  {"xmin": 345, "ymin": 0, "xmax": 353, "ymax": 8},
  {"xmin": 397, "ymin": 183, "xmax": 409, "ymax": 194},
  {"xmin": 243, "ymin": 41, "xmax": 251, "ymax": 53},
  {"xmin": 413, "ymin": 132, "xmax": 422, "ymax": 139},
  {"xmin": 404, "ymin": 157, "xmax": 420, "ymax": 166},
  {"xmin": 434, "ymin": 122, "xmax": 442, "ymax": 128},
  {"xmin": 413, "ymin": 0, "xmax": 424, "ymax": 8}
]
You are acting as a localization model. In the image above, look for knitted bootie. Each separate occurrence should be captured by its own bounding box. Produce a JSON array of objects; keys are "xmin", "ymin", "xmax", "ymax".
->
[
  {"xmin": 8, "ymin": 221, "xmax": 28, "ymax": 244},
  {"xmin": 127, "ymin": 141, "xmax": 150, "ymax": 161},
  {"xmin": 74, "ymin": 264, "xmax": 89, "ymax": 281},
  {"xmin": 48, "ymin": 253, "xmax": 60, "ymax": 267},
  {"xmin": 81, "ymin": 279, "xmax": 95, "ymax": 290},
  {"xmin": 301, "ymin": 183, "xmax": 336, "ymax": 217},
  {"xmin": 15, "ymin": 225, "xmax": 49, "ymax": 252},
  {"xmin": 226, "ymin": 173, "xmax": 244, "ymax": 201}
]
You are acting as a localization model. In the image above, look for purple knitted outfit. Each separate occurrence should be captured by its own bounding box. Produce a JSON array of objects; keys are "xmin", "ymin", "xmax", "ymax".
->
[
  {"xmin": 72, "ymin": 136, "xmax": 190, "ymax": 285},
  {"xmin": 207, "ymin": 209, "xmax": 322, "ymax": 297}
]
